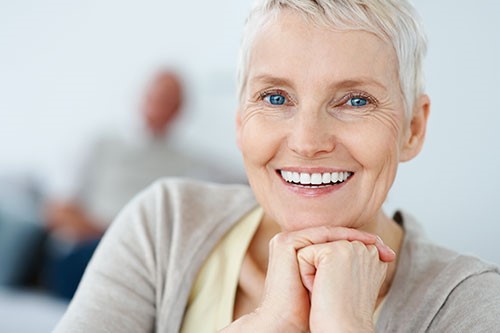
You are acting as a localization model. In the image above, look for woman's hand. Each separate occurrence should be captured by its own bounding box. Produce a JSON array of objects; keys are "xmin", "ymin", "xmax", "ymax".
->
[
  {"xmin": 221, "ymin": 226, "xmax": 395, "ymax": 333},
  {"xmin": 298, "ymin": 240, "xmax": 392, "ymax": 332}
]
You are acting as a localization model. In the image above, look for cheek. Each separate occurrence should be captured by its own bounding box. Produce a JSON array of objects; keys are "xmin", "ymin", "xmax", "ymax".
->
[
  {"xmin": 239, "ymin": 115, "xmax": 284, "ymax": 169},
  {"xmin": 346, "ymin": 113, "xmax": 403, "ymax": 173},
  {"xmin": 339, "ymin": 117, "xmax": 403, "ymax": 220}
]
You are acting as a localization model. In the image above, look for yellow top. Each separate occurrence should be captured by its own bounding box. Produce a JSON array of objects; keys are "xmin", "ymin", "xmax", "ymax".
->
[
  {"xmin": 373, "ymin": 296, "xmax": 387, "ymax": 324},
  {"xmin": 180, "ymin": 206, "xmax": 385, "ymax": 332},
  {"xmin": 180, "ymin": 207, "xmax": 263, "ymax": 333}
]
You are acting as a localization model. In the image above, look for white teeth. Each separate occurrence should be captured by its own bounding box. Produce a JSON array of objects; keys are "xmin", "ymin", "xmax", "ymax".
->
[
  {"xmin": 300, "ymin": 173, "xmax": 311, "ymax": 184},
  {"xmin": 331, "ymin": 172, "xmax": 339, "ymax": 182},
  {"xmin": 280, "ymin": 170, "xmax": 352, "ymax": 185},
  {"xmin": 311, "ymin": 173, "xmax": 322, "ymax": 185},
  {"xmin": 322, "ymin": 172, "xmax": 331, "ymax": 183}
]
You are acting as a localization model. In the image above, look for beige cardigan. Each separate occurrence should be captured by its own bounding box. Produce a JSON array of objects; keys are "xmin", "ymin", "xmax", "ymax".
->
[{"xmin": 54, "ymin": 178, "xmax": 500, "ymax": 332}]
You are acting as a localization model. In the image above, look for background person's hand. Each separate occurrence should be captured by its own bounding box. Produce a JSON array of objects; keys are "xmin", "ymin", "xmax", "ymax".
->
[
  {"xmin": 298, "ymin": 240, "xmax": 391, "ymax": 332},
  {"xmin": 44, "ymin": 201, "xmax": 103, "ymax": 241},
  {"xmin": 221, "ymin": 226, "xmax": 394, "ymax": 332}
]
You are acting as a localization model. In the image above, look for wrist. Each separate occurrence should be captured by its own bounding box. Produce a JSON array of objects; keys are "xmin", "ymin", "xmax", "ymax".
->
[
  {"xmin": 311, "ymin": 320, "xmax": 374, "ymax": 333},
  {"xmin": 220, "ymin": 309, "xmax": 307, "ymax": 333},
  {"xmin": 253, "ymin": 307, "xmax": 308, "ymax": 333}
]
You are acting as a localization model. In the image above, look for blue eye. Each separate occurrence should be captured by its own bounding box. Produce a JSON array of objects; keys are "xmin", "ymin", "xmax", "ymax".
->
[
  {"xmin": 347, "ymin": 97, "xmax": 368, "ymax": 107},
  {"xmin": 265, "ymin": 94, "xmax": 287, "ymax": 105}
]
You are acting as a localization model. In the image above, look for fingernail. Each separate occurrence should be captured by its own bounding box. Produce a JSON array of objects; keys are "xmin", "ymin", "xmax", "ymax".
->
[{"xmin": 377, "ymin": 236, "xmax": 396, "ymax": 256}]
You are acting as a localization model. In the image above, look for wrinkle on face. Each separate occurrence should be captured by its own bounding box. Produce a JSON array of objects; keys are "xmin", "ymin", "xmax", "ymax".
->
[{"xmin": 237, "ymin": 10, "xmax": 411, "ymax": 231}]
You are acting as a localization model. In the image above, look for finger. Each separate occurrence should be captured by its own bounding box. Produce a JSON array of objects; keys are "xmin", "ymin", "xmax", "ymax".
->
[
  {"xmin": 297, "ymin": 241, "xmax": 389, "ymax": 328},
  {"xmin": 297, "ymin": 240, "xmax": 389, "ymax": 291},
  {"xmin": 353, "ymin": 237, "xmax": 396, "ymax": 263},
  {"xmin": 270, "ymin": 226, "xmax": 395, "ymax": 262},
  {"xmin": 270, "ymin": 225, "xmax": 378, "ymax": 253},
  {"xmin": 297, "ymin": 255, "xmax": 316, "ymax": 292},
  {"xmin": 296, "ymin": 241, "xmax": 352, "ymax": 292},
  {"xmin": 375, "ymin": 236, "xmax": 396, "ymax": 262}
]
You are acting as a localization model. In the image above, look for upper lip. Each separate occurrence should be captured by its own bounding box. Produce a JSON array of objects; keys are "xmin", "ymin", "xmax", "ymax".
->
[{"xmin": 278, "ymin": 167, "xmax": 354, "ymax": 173}]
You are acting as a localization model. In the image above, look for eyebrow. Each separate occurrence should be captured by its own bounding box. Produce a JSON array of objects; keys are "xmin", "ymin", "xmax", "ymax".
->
[
  {"xmin": 331, "ymin": 78, "xmax": 389, "ymax": 92},
  {"xmin": 249, "ymin": 74, "xmax": 295, "ymax": 89},
  {"xmin": 249, "ymin": 74, "xmax": 389, "ymax": 92}
]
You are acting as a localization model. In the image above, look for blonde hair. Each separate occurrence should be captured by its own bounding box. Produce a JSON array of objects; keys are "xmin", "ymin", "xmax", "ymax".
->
[{"xmin": 236, "ymin": 0, "xmax": 427, "ymax": 118}]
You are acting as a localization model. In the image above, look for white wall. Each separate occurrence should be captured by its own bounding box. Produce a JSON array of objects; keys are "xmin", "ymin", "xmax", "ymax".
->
[
  {"xmin": 0, "ymin": 0, "xmax": 252, "ymax": 181},
  {"xmin": 1, "ymin": 1, "xmax": 499, "ymax": 263},
  {"xmin": 384, "ymin": 0, "xmax": 500, "ymax": 265}
]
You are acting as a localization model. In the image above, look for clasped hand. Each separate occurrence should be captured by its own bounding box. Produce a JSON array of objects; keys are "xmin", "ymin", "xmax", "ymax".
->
[{"xmin": 224, "ymin": 226, "xmax": 396, "ymax": 333}]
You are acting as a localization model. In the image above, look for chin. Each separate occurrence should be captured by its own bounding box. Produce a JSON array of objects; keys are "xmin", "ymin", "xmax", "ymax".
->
[{"xmin": 274, "ymin": 209, "xmax": 358, "ymax": 232}]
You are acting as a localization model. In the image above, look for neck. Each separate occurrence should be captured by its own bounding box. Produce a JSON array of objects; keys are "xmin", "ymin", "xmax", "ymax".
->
[{"xmin": 370, "ymin": 210, "xmax": 404, "ymax": 300}]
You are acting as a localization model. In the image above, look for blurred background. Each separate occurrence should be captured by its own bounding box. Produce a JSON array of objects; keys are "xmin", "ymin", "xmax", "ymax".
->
[{"xmin": 0, "ymin": 0, "xmax": 499, "ymax": 331}]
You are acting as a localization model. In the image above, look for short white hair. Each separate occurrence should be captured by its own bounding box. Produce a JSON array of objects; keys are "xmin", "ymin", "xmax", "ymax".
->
[{"xmin": 236, "ymin": 0, "xmax": 427, "ymax": 119}]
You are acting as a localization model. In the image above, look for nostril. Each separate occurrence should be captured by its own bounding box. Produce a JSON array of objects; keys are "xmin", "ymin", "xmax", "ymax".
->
[{"xmin": 286, "ymin": 124, "xmax": 336, "ymax": 158}]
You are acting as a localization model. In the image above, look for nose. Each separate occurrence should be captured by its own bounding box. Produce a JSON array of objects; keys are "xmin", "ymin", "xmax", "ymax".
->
[{"xmin": 287, "ymin": 108, "xmax": 336, "ymax": 158}]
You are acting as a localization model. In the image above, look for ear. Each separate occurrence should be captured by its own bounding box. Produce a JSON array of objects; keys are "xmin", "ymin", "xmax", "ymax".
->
[
  {"xmin": 400, "ymin": 94, "xmax": 431, "ymax": 162},
  {"xmin": 235, "ymin": 111, "xmax": 243, "ymax": 151}
]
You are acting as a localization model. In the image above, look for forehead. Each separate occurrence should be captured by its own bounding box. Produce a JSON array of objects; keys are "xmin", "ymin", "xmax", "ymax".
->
[
  {"xmin": 155, "ymin": 75, "xmax": 177, "ymax": 89},
  {"xmin": 147, "ymin": 74, "xmax": 180, "ymax": 98},
  {"xmin": 247, "ymin": 10, "xmax": 399, "ymax": 91}
]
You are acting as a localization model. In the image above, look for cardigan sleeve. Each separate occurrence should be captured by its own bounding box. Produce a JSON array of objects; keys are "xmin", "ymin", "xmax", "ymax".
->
[
  {"xmin": 428, "ymin": 270, "xmax": 500, "ymax": 332},
  {"xmin": 53, "ymin": 187, "xmax": 159, "ymax": 333}
]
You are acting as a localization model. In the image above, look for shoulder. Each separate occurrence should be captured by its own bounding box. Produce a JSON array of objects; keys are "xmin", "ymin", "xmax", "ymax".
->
[
  {"xmin": 132, "ymin": 178, "xmax": 257, "ymax": 329},
  {"xmin": 429, "ymin": 269, "xmax": 500, "ymax": 332},
  {"xmin": 113, "ymin": 177, "xmax": 257, "ymax": 240},
  {"xmin": 98, "ymin": 177, "xmax": 257, "ymax": 272},
  {"xmin": 133, "ymin": 178, "xmax": 256, "ymax": 219},
  {"xmin": 379, "ymin": 211, "xmax": 500, "ymax": 332},
  {"xmin": 55, "ymin": 178, "xmax": 257, "ymax": 332}
]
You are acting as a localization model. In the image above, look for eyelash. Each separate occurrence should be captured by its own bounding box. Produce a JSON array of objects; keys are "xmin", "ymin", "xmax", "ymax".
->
[
  {"xmin": 257, "ymin": 89, "xmax": 377, "ymax": 108},
  {"xmin": 335, "ymin": 91, "xmax": 378, "ymax": 108},
  {"xmin": 258, "ymin": 89, "xmax": 293, "ymax": 105}
]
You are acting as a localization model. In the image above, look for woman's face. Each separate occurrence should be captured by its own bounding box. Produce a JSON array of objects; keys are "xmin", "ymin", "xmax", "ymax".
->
[{"xmin": 237, "ymin": 11, "xmax": 422, "ymax": 231}]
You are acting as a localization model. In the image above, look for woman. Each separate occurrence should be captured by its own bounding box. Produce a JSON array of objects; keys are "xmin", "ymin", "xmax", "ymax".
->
[{"xmin": 55, "ymin": 0, "xmax": 500, "ymax": 332}]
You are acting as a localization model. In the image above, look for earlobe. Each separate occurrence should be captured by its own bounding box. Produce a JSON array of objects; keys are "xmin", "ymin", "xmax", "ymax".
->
[{"xmin": 400, "ymin": 94, "xmax": 431, "ymax": 162}]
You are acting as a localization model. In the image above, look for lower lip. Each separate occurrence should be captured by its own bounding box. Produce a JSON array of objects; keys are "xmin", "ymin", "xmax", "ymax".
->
[{"xmin": 277, "ymin": 172, "xmax": 353, "ymax": 197}]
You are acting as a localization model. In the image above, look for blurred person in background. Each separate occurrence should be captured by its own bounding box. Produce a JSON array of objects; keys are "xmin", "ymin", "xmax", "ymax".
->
[
  {"xmin": 42, "ymin": 69, "xmax": 241, "ymax": 299},
  {"xmin": 45, "ymin": 70, "xmax": 183, "ymax": 240}
]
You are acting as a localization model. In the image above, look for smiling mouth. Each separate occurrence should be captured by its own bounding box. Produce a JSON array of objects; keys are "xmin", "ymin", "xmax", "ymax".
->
[{"xmin": 278, "ymin": 170, "xmax": 353, "ymax": 188}]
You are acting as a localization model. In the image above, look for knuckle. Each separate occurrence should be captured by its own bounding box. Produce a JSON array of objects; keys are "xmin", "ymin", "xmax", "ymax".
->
[
  {"xmin": 269, "ymin": 231, "xmax": 292, "ymax": 247},
  {"xmin": 332, "ymin": 240, "xmax": 353, "ymax": 256},
  {"xmin": 332, "ymin": 226, "xmax": 350, "ymax": 238},
  {"xmin": 319, "ymin": 225, "xmax": 332, "ymax": 236},
  {"xmin": 350, "ymin": 240, "xmax": 364, "ymax": 249},
  {"xmin": 317, "ymin": 245, "xmax": 335, "ymax": 258},
  {"xmin": 368, "ymin": 244, "xmax": 379, "ymax": 255},
  {"xmin": 296, "ymin": 247, "xmax": 309, "ymax": 261},
  {"xmin": 351, "ymin": 240, "xmax": 374, "ymax": 256}
]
